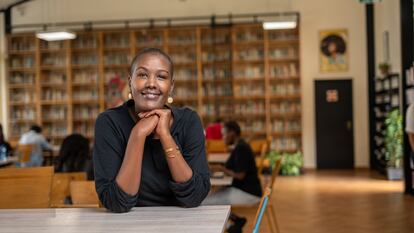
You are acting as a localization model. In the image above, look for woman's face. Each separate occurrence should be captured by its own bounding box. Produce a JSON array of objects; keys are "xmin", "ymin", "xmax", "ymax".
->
[
  {"xmin": 129, "ymin": 53, "xmax": 173, "ymax": 112},
  {"xmin": 328, "ymin": 42, "xmax": 337, "ymax": 54}
]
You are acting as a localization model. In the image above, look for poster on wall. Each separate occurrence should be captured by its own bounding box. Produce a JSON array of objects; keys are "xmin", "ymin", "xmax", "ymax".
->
[{"xmin": 319, "ymin": 29, "xmax": 348, "ymax": 72}]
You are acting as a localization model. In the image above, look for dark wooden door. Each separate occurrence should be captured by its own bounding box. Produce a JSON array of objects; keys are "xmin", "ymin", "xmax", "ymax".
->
[{"xmin": 315, "ymin": 80, "xmax": 354, "ymax": 169}]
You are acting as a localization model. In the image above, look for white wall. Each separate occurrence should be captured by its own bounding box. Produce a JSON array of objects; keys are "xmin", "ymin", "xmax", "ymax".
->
[
  {"xmin": 291, "ymin": 0, "xmax": 368, "ymax": 168},
  {"xmin": 4, "ymin": 0, "xmax": 380, "ymax": 168},
  {"xmin": 375, "ymin": 0, "xmax": 401, "ymax": 75}
]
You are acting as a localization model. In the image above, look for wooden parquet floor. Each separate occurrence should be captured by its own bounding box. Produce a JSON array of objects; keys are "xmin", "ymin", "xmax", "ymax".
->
[{"xmin": 233, "ymin": 170, "xmax": 414, "ymax": 233}]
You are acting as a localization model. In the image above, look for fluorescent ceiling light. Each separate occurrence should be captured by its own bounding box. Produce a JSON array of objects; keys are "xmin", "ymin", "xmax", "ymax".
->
[
  {"xmin": 36, "ymin": 30, "xmax": 76, "ymax": 41},
  {"xmin": 263, "ymin": 21, "xmax": 297, "ymax": 30}
]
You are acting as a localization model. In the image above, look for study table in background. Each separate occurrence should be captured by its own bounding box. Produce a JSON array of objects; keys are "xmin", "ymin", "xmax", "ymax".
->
[
  {"xmin": 0, "ymin": 205, "xmax": 230, "ymax": 233},
  {"xmin": 207, "ymin": 153, "xmax": 230, "ymax": 164}
]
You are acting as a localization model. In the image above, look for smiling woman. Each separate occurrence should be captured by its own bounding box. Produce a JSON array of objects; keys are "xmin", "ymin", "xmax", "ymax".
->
[{"xmin": 93, "ymin": 48, "xmax": 211, "ymax": 213}]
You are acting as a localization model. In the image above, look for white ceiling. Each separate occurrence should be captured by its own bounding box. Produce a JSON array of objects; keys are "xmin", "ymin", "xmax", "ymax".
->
[{"xmin": 0, "ymin": 0, "xmax": 26, "ymax": 11}]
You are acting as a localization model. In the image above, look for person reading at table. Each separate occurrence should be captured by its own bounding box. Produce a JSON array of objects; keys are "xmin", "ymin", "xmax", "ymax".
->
[
  {"xmin": 55, "ymin": 133, "xmax": 94, "ymax": 180},
  {"xmin": 18, "ymin": 125, "xmax": 53, "ymax": 167},
  {"xmin": 93, "ymin": 48, "xmax": 211, "ymax": 213},
  {"xmin": 203, "ymin": 121, "xmax": 262, "ymax": 233}
]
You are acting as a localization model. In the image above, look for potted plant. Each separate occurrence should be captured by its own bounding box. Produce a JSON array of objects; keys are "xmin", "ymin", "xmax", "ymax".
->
[
  {"xmin": 378, "ymin": 62, "xmax": 391, "ymax": 76},
  {"xmin": 384, "ymin": 109, "xmax": 403, "ymax": 180},
  {"xmin": 267, "ymin": 151, "xmax": 303, "ymax": 176}
]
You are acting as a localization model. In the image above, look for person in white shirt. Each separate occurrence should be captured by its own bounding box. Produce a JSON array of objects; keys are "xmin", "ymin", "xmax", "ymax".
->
[
  {"xmin": 405, "ymin": 104, "xmax": 414, "ymax": 167},
  {"xmin": 19, "ymin": 125, "xmax": 52, "ymax": 167}
]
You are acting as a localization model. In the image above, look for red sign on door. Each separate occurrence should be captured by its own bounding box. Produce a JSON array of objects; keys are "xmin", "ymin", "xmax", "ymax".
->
[{"xmin": 326, "ymin": 89, "xmax": 339, "ymax": 102}]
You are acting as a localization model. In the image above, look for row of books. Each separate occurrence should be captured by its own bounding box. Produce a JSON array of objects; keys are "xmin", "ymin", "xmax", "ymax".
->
[
  {"xmin": 72, "ymin": 55, "xmax": 98, "ymax": 65},
  {"xmin": 233, "ymin": 84, "xmax": 265, "ymax": 96},
  {"xmin": 73, "ymin": 71, "xmax": 99, "ymax": 83},
  {"xmin": 10, "ymin": 57, "xmax": 34, "ymax": 68},
  {"xmin": 42, "ymin": 56, "xmax": 66, "ymax": 66},
  {"xmin": 10, "ymin": 40, "xmax": 35, "ymax": 51},
  {"xmin": 270, "ymin": 137, "xmax": 301, "ymax": 151},
  {"xmin": 10, "ymin": 107, "xmax": 36, "ymax": 120},
  {"xmin": 43, "ymin": 125, "xmax": 67, "ymax": 136},
  {"xmin": 201, "ymin": 50, "xmax": 230, "ymax": 62},
  {"xmin": 10, "ymin": 91, "xmax": 35, "ymax": 102},
  {"xmin": 202, "ymin": 84, "xmax": 233, "ymax": 96},
  {"xmin": 270, "ymin": 63, "xmax": 298, "ymax": 77},
  {"xmin": 271, "ymin": 120, "xmax": 301, "ymax": 132},
  {"xmin": 41, "ymin": 73, "xmax": 66, "ymax": 84},
  {"xmin": 104, "ymin": 53, "xmax": 130, "ymax": 65},
  {"xmin": 233, "ymin": 102, "xmax": 265, "ymax": 114},
  {"xmin": 269, "ymin": 84, "xmax": 300, "ymax": 95},
  {"xmin": 270, "ymin": 102, "xmax": 301, "ymax": 114},
  {"xmin": 9, "ymin": 73, "xmax": 35, "ymax": 84},
  {"xmin": 72, "ymin": 90, "xmax": 99, "ymax": 100},
  {"xmin": 73, "ymin": 106, "xmax": 100, "ymax": 119},
  {"xmin": 42, "ymin": 90, "xmax": 67, "ymax": 101},
  {"xmin": 42, "ymin": 107, "xmax": 67, "ymax": 120}
]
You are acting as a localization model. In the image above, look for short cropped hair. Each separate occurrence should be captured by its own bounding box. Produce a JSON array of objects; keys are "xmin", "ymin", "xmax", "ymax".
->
[
  {"xmin": 30, "ymin": 125, "xmax": 42, "ymax": 133},
  {"xmin": 224, "ymin": 121, "xmax": 241, "ymax": 136},
  {"xmin": 129, "ymin": 48, "xmax": 174, "ymax": 79}
]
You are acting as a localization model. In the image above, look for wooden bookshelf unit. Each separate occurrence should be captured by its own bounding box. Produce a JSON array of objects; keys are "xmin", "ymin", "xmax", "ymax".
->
[{"xmin": 6, "ymin": 23, "xmax": 301, "ymax": 152}]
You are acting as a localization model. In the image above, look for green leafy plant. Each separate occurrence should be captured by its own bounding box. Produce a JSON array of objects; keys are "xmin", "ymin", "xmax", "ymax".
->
[
  {"xmin": 384, "ymin": 109, "xmax": 403, "ymax": 168},
  {"xmin": 378, "ymin": 62, "xmax": 391, "ymax": 76},
  {"xmin": 267, "ymin": 151, "xmax": 303, "ymax": 176}
]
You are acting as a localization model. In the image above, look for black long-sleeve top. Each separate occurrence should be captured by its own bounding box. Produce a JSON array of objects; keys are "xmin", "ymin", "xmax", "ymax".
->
[{"xmin": 93, "ymin": 100, "xmax": 211, "ymax": 213}]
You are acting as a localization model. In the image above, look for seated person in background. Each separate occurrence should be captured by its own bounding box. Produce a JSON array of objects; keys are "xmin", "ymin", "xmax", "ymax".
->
[
  {"xmin": 55, "ymin": 134, "xmax": 94, "ymax": 180},
  {"xmin": 93, "ymin": 48, "xmax": 210, "ymax": 213},
  {"xmin": 205, "ymin": 118, "xmax": 223, "ymax": 140},
  {"xmin": 0, "ymin": 124, "xmax": 13, "ymax": 159},
  {"xmin": 19, "ymin": 125, "xmax": 52, "ymax": 167},
  {"xmin": 203, "ymin": 121, "xmax": 262, "ymax": 233}
]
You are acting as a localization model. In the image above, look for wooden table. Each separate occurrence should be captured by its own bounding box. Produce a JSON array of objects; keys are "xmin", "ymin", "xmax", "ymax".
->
[
  {"xmin": 208, "ymin": 153, "xmax": 230, "ymax": 164},
  {"xmin": 0, "ymin": 206, "xmax": 230, "ymax": 233},
  {"xmin": 210, "ymin": 176, "xmax": 233, "ymax": 186}
]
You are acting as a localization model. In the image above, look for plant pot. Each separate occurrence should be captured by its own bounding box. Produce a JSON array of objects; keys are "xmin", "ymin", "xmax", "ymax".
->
[{"xmin": 386, "ymin": 167, "xmax": 403, "ymax": 180}]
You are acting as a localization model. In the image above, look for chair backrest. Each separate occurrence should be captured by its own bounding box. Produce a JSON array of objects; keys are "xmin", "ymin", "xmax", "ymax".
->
[
  {"xmin": 206, "ymin": 140, "xmax": 227, "ymax": 153},
  {"xmin": 0, "ymin": 166, "xmax": 54, "ymax": 208},
  {"xmin": 267, "ymin": 156, "xmax": 284, "ymax": 192},
  {"xmin": 252, "ymin": 187, "xmax": 272, "ymax": 233},
  {"xmin": 70, "ymin": 181, "xmax": 100, "ymax": 207},
  {"xmin": 51, "ymin": 172, "xmax": 87, "ymax": 207},
  {"xmin": 249, "ymin": 139, "xmax": 267, "ymax": 156},
  {"xmin": 256, "ymin": 142, "xmax": 269, "ymax": 176},
  {"xmin": 16, "ymin": 144, "xmax": 33, "ymax": 164},
  {"xmin": 9, "ymin": 140, "xmax": 18, "ymax": 149}
]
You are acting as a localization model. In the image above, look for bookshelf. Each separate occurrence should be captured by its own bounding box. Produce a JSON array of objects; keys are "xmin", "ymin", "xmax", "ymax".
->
[
  {"xmin": 372, "ymin": 73, "xmax": 401, "ymax": 174},
  {"xmin": 6, "ymin": 23, "xmax": 301, "ymax": 152}
]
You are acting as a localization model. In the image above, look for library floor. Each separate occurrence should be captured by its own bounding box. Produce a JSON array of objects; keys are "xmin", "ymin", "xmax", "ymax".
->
[{"xmin": 234, "ymin": 170, "xmax": 414, "ymax": 233}]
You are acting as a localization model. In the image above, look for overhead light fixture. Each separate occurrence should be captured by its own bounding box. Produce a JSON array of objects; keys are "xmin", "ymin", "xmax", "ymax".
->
[
  {"xmin": 263, "ymin": 21, "xmax": 297, "ymax": 30},
  {"xmin": 36, "ymin": 30, "xmax": 77, "ymax": 41}
]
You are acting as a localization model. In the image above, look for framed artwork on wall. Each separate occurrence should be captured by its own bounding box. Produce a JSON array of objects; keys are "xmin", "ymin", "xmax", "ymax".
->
[{"xmin": 319, "ymin": 29, "xmax": 348, "ymax": 72}]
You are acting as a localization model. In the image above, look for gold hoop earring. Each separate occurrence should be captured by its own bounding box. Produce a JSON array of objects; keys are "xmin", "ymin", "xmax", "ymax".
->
[
  {"xmin": 167, "ymin": 96, "xmax": 174, "ymax": 104},
  {"xmin": 128, "ymin": 92, "xmax": 132, "ymax": 99}
]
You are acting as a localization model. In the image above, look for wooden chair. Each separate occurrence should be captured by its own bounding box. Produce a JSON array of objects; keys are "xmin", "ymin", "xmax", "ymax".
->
[
  {"xmin": 206, "ymin": 140, "xmax": 227, "ymax": 153},
  {"xmin": 252, "ymin": 187, "xmax": 272, "ymax": 233},
  {"xmin": 255, "ymin": 141, "xmax": 269, "ymax": 177},
  {"xmin": 0, "ymin": 166, "xmax": 54, "ymax": 208},
  {"xmin": 16, "ymin": 144, "xmax": 33, "ymax": 166},
  {"xmin": 233, "ymin": 156, "xmax": 283, "ymax": 233},
  {"xmin": 249, "ymin": 139, "xmax": 267, "ymax": 156},
  {"xmin": 9, "ymin": 139, "xmax": 18, "ymax": 149},
  {"xmin": 50, "ymin": 172, "xmax": 87, "ymax": 207},
  {"xmin": 263, "ymin": 156, "xmax": 284, "ymax": 233},
  {"xmin": 70, "ymin": 181, "xmax": 100, "ymax": 207}
]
